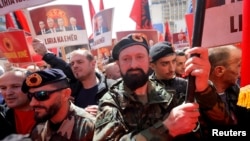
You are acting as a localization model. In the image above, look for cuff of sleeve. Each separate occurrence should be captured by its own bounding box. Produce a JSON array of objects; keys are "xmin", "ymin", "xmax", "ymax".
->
[
  {"xmin": 140, "ymin": 121, "xmax": 171, "ymax": 140},
  {"xmin": 195, "ymin": 82, "xmax": 217, "ymax": 109},
  {"xmin": 43, "ymin": 52, "xmax": 56, "ymax": 61}
]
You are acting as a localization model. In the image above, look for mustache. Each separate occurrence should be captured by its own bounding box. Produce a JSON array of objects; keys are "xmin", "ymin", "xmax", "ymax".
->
[
  {"xmin": 127, "ymin": 68, "xmax": 143, "ymax": 73},
  {"xmin": 33, "ymin": 106, "xmax": 46, "ymax": 110}
]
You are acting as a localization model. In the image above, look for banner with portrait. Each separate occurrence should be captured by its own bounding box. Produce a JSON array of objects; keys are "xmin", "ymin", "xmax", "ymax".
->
[
  {"xmin": 90, "ymin": 8, "xmax": 114, "ymax": 50},
  {"xmin": 172, "ymin": 32, "xmax": 190, "ymax": 50},
  {"xmin": 27, "ymin": 4, "xmax": 88, "ymax": 48},
  {"xmin": 116, "ymin": 29, "xmax": 159, "ymax": 46}
]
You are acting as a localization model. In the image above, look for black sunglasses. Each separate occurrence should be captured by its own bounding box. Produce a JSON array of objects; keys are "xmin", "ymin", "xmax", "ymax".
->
[{"xmin": 28, "ymin": 87, "xmax": 67, "ymax": 101}]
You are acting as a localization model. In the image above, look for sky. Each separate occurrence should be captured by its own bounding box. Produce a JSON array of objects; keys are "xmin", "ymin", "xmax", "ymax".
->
[{"xmin": 29, "ymin": 0, "xmax": 136, "ymax": 37}]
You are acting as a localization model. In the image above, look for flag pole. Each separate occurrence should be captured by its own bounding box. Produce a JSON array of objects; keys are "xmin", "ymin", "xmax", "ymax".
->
[{"xmin": 185, "ymin": 0, "xmax": 206, "ymax": 103}]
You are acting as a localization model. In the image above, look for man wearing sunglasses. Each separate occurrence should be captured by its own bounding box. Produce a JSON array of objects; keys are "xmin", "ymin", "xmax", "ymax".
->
[
  {"xmin": 21, "ymin": 68, "xmax": 95, "ymax": 141},
  {"xmin": 32, "ymin": 39, "xmax": 115, "ymax": 117}
]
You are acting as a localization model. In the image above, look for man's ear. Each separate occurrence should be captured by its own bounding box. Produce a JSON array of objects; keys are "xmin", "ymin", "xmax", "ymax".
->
[
  {"xmin": 149, "ymin": 62, "xmax": 156, "ymax": 71},
  {"xmin": 62, "ymin": 88, "xmax": 71, "ymax": 101},
  {"xmin": 214, "ymin": 66, "xmax": 226, "ymax": 77}
]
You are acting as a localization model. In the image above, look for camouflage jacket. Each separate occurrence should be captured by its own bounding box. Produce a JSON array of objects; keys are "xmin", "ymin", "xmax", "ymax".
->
[
  {"xmin": 30, "ymin": 103, "xmax": 95, "ymax": 141},
  {"xmin": 93, "ymin": 79, "xmax": 230, "ymax": 141}
]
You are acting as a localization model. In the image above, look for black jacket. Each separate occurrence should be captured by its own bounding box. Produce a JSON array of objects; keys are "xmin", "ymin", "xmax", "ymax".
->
[
  {"xmin": 42, "ymin": 53, "xmax": 115, "ymax": 106},
  {"xmin": 0, "ymin": 103, "xmax": 15, "ymax": 140}
]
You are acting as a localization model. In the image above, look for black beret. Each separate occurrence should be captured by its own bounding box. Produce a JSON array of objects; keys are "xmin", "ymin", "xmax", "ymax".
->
[
  {"xmin": 112, "ymin": 33, "xmax": 149, "ymax": 60},
  {"xmin": 149, "ymin": 41, "xmax": 175, "ymax": 62},
  {"xmin": 22, "ymin": 68, "xmax": 67, "ymax": 93}
]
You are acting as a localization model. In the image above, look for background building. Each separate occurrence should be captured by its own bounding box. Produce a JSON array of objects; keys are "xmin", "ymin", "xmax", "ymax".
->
[{"xmin": 150, "ymin": 0, "xmax": 189, "ymax": 33}]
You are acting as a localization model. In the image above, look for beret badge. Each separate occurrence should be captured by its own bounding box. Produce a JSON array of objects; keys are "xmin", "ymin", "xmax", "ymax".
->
[
  {"xmin": 131, "ymin": 33, "xmax": 147, "ymax": 43},
  {"xmin": 26, "ymin": 73, "xmax": 42, "ymax": 87}
]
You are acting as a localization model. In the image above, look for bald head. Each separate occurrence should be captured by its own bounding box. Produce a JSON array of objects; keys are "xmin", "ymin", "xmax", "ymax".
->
[{"xmin": 105, "ymin": 62, "xmax": 121, "ymax": 80}]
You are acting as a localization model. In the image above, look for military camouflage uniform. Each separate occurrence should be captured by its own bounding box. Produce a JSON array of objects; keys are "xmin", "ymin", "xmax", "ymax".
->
[
  {"xmin": 30, "ymin": 103, "xmax": 95, "ymax": 141},
  {"xmin": 93, "ymin": 79, "xmax": 230, "ymax": 141}
]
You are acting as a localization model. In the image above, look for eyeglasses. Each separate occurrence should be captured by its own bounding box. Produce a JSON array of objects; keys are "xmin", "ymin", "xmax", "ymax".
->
[{"xmin": 27, "ymin": 87, "xmax": 67, "ymax": 101}]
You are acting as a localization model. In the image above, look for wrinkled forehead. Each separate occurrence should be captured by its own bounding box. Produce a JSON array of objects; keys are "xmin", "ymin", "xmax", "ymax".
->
[
  {"xmin": 1, "ymin": 70, "xmax": 26, "ymax": 78},
  {"xmin": 118, "ymin": 45, "xmax": 148, "ymax": 57},
  {"xmin": 0, "ymin": 72, "xmax": 25, "ymax": 86}
]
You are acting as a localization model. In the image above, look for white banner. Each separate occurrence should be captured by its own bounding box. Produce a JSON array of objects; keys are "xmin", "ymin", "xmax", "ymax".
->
[
  {"xmin": 202, "ymin": 1, "xmax": 242, "ymax": 47},
  {"xmin": 0, "ymin": 0, "xmax": 54, "ymax": 15},
  {"xmin": 27, "ymin": 4, "xmax": 88, "ymax": 48},
  {"xmin": 90, "ymin": 8, "xmax": 114, "ymax": 50}
]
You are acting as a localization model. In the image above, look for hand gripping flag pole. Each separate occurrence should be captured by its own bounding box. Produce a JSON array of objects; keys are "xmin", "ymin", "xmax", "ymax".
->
[{"xmin": 185, "ymin": 0, "xmax": 206, "ymax": 103}]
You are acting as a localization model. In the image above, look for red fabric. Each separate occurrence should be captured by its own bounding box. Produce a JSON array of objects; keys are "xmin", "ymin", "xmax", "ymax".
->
[
  {"xmin": 241, "ymin": 0, "xmax": 250, "ymax": 87},
  {"xmin": 14, "ymin": 10, "xmax": 30, "ymax": 33},
  {"xmin": 0, "ymin": 31, "xmax": 33, "ymax": 63},
  {"xmin": 88, "ymin": 0, "xmax": 96, "ymax": 24},
  {"xmin": 5, "ymin": 13, "xmax": 16, "ymax": 29},
  {"xmin": 164, "ymin": 21, "xmax": 172, "ymax": 42},
  {"xmin": 185, "ymin": 13, "xmax": 194, "ymax": 46},
  {"xmin": 129, "ymin": 0, "xmax": 152, "ymax": 29},
  {"xmin": 100, "ymin": 0, "xmax": 104, "ymax": 11},
  {"xmin": 14, "ymin": 109, "xmax": 35, "ymax": 134},
  {"xmin": 158, "ymin": 33, "xmax": 164, "ymax": 41}
]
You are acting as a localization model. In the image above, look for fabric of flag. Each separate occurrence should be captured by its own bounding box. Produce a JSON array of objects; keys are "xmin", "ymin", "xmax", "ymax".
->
[
  {"xmin": 237, "ymin": 1, "xmax": 250, "ymax": 109},
  {"xmin": 88, "ymin": 0, "xmax": 96, "ymax": 24},
  {"xmin": 164, "ymin": 21, "xmax": 172, "ymax": 42},
  {"xmin": 130, "ymin": 0, "xmax": 152, "ymax": 29},
  {"xmin": 88, "ymin": 0, "xmax": 96, "ymax": 40},
  {"xmin": 5, "ymin": 10, "xmax": 30, "ymax": 33},
  {"xmin": 100, "ymin": 0, "xmax": 104, "ymax": 11},
  {"xmin": 5, "ymin": 13, "xmax": 16, "ymax": 29},
  {"xmin": 240, "ymin": 0, "xmax": 250, "ymax": 87},
  {"xmin": 14, "ymin": 10, "xmax": 30, "ymax": 33}
]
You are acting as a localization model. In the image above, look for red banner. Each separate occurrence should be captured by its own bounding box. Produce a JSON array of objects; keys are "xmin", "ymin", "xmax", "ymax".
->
[
  {"xmin": 241, "ymin": 0, "xmax": 250, "ymax": 87},
  {"xmin": 0, "ymin": 30, "xmax": 41, "ymax": 63},
  {"xmin": 185, "ymin": 13, "xmax": 193, "ymax": 46}
]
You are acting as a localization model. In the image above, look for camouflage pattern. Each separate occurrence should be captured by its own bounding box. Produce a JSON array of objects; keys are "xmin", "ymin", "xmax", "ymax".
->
[
  {"xmin": 2, "ymin": 134, "xmax": 31, "ymax": 141},
  {"xmin": 93, "ymin": 79, "xmax": 231, "ymax": 141},
  {"xmin": 30, "ymin": 103, "xmax": 95, "ymax": 141},
  {"xmin": 93, "ymin": 79, "xmax": 175, "ymax": 141}
]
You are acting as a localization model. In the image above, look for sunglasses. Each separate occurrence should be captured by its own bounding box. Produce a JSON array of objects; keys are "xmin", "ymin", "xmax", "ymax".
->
[{"xmin": 27, "ymin": 87, "xmax": 67, "ymax": 101}]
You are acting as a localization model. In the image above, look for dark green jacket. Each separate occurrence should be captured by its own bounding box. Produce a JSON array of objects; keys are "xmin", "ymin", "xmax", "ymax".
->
[{"xmin": 93, "ymin": 79, "xmax": 230, "ymax": 141}]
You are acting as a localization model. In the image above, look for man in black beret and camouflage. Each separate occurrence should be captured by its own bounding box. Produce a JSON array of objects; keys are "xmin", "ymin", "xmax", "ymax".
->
[
  {"xmin": 149, "ymin": 41, "xmax": 187, "ymax": 105},
  {"xmin": 22, "ymin": 68, "xmax": 95, "ymax": 141},
  {"xmin": 93, "ymin": 33, "xmax": 230, "ymax": 140}
]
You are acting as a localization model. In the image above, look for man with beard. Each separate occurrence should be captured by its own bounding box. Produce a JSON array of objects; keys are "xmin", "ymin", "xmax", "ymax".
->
[
  {"xmin": 93, "ymin": 33, "xmax": 230, "ymax": 140},
  {"xmin": 32, "ymin": 39, "xmax": 114, "ymax": 117},
  {"xmin": 21, "ymin": 68, "xmax": 95, "ymax": 141}
]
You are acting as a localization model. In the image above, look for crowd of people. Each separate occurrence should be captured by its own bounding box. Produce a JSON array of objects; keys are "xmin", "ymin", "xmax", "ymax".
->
[{"xmin": 0, "ymin": 33, "xmax": 250, "ymax": 141}]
